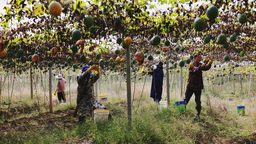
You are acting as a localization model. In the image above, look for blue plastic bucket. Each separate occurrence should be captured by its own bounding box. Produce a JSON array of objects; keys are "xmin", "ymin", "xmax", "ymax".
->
[
  {"xmin": 175, "ymin": 101, "xmax": 186, "ymax": 112},
  {"xmin": 237, "ymin": 106, "xmax": 245, "ymax": 115}
]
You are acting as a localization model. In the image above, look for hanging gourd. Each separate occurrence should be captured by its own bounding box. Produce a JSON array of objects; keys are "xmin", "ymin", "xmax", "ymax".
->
[
  {"xmin": 162, "ymin": 47, "xmax": 167, "ymax": 52},
  {"xmin": 0, "ymin": 40, "xmax": 5, "ymax": 52},
  {"xmin": 72, "ymin": 29, "xmax": 81, "ymax": 41},
  {"xmin": 124, "ymin": 37, "xmax": 132, "ymax": 45},
  {"xmin": 51, "ymin": 47, "xmax": 58, "ymax": 56},
  {"xmin": 135, "ymin": 52, "xmax": 145, "ymax": 65},
  {"xmin": 49, "ymin": 1, "xmax": 62, "ymax": 17},
  {"xmin": 76, "ymin": 39, "xmax": 84, "ymax": 46},
  {"xmin": 0, "ymin": 50, "xmax": 6, "ymax": 58},
  {"xmin": 32, "ymin": 54, "xmax": 40, "ymax": 63},
  {"xmin": 116, "ymin": 56, "xmax": 121, "ymax": 63}
]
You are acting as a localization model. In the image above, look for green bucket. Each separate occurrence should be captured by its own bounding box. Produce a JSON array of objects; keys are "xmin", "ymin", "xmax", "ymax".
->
[
  {"xmin": 237, "ymin": 106, "xmax": 245, "ymax": 115},
  {"xmin": 175, "ymin": 101, "xmax": 186, "ymax": 112}
]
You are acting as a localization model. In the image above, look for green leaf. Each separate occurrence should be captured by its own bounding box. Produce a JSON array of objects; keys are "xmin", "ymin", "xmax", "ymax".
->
[
  {"xmin": 170, "ymin": 12, "xmax": 178, "ymax": 17},
  {"xmin": 112, "ymin": 31, "xmax": 116, "ymax": 34},
  {"xmin": 149, "ymin": 4, "xmax": 157, "ymax": 9},
  {"xmin": 125, "ymin": 5, "xmax": 133, "ymax": 10},
  {"xmin": 200, "ymin": 15, "xmax": 209, "ymax": 20},
  {"xmin": 170, "ymin": 0, "xmax": 178, "ymax": 2},
  {"xmin": 33, "ymin": 2, "xmax": 45, "ymax": 16},
  {"xmin": 215, "ymin": 18, "xmax": 222, "ymax": 22},
  {"xmin": 92, "ymin": 0, "xmax": 99, "ymax": 4}
]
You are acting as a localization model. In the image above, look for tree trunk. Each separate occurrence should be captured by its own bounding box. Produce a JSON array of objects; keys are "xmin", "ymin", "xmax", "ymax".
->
[{"xmin": 126, "ymin": 46, "xmax": 132, "ymax": 126}]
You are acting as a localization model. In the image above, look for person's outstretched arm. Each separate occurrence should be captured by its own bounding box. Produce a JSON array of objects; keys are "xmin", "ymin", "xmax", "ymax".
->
[
  {"xmin": 78, "ymin": 65, "xmax": 95, "ymax": 84},
  {"xmin": 148, "ymin": 71, "xmax": 153, "ymax": 75},
  {"xmin": 201, "ymin": 64, "xmax": 211, "ymax": 71},
  {"xmin": 90, "ymin": 65, "xmax": 100, "ymax": 84}
]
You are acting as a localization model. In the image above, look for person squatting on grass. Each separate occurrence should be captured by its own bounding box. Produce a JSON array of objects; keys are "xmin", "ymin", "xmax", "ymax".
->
[
  {"xmin": 76, "ymin": 65, "xmax": 107, "ymax": 123},
  {"xmin": 148, "ymin": 62, "xmax": 164, "ymax": 103},
  {"xmin": 55, "ymin": 74, "xmax": 66, "ymax": 104},
  {"xmin": 184, "ymin": 53, "xmax": 212, "ymax": 119}
]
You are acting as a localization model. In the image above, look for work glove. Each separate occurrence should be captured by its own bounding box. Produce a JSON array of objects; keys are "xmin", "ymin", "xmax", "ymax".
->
[
  {"xmin": 189, "ymin": 62, "xmax": 193, "ymax": 68},
  {"xmin": 54, "ymin": 89, "xmax": 57, "ymax": 95},
  {"xmin": 208, "ymin": 58, "xmax": 213, "ymax": 65},
  {"xmin": 87, "ymin": 65, "xmax": 95, "ymax": 73},
  {"xmin": 95, "ymin": 65, "xmax": 100, "ymax": 74}
]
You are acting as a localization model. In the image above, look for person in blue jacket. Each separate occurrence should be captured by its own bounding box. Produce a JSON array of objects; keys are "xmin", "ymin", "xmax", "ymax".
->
[{"xmin": 148, "ymin": 62, "xmax": 164, "ymax": 103}]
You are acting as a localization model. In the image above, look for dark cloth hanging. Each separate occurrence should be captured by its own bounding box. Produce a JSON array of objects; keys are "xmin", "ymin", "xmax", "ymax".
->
[{"xmin": 148, "ymin": 63, "xmax": 164, "ymax": 102}]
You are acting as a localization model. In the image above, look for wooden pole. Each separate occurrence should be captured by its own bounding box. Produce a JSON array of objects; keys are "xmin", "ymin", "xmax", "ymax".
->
[
  {"xmin": 253, "ymin": 74, "xmax": 254, "ymax": 87},
  {"xmin": 9, "ymin": 72, "xmax": 15, "ymax": 111},
  {"xmin": 0, "ymin": 75, "xmax": 1, "ymax": 110},
  {"xmin": 99, "ymin": 73, "xmax": 102, "ymax": 94},
  {"xmin": 176, "ymin": 72, "xmax": 179, "ymax": 88},
  {"xmin": 0, "ymin": 75, "xmax": 1, "ymax": 96},
  {"xmin": 30, "ymin": 65, "xmax": 33, "ymax": 100},
  {"xmin": 8, "ymin": 72, "xmax": 15, "ymax": 112},
  {"xmin": 219, "ymin": 75, "xmax": 221, "ymax": 89},
  {"xmin": 233, "ymin": 74, "xmax": 235, "ymax": 95},
  {"xmin": 0, "ymin": 75, "xmax": 1, "ymax": 103},
  {"xmin": 40, "ymin": 73, "xmax": 43, "ymax": 91},
  {"xmin": 8, "ymin": 73, "xmax": 9, "ymax": 102},
  {"xmin": 180, "ymin": 67, "xmax": 183, "ymax": 98},
  {"xmin": 109, "ymin": 73, "xmax": 112, "ymax": 96},
  {"xmin": 212, "ymin": 79, "xmax": 213, "ymax": 94},
  {"xmin": 69, "ymin": 70, "xmax": 71, "ymax": 107},
  {"xmin": 35, "ymin": 73, "xmax": 38, "ymax": 96},
  {"xmin": 223, "ymin": 75, "xmax": 225, "ymax": 90},
  {"xmin": 248, "ymin": 73, "xmax": 252, "ymax": 97},
  {"xmin": 240, "ymin": 74, "xmax": 243, "ymax": 96},
  {"xmin": 126, "ymin": 46, "xmax": 132, "ymax": 126},
  {"xmin": 118, "ymin": 75, "xmax": 121, "ymax": 96},
  {"xmin": 44, "ymin": 72, "xmax": 46, "ymax": 104},
  {"xmin": 166, "ymin": 61, "xmax": 170, "ymax": 106},
  {"xmin": 132, "ymin": 75, "xmax": 136, "ymax": 102},
  {"xmin": 49, "ymin": 67, "xmax": 53, "ymax": 113},
  {"xmin": 95, "ymin": 79, "xmax": 98, "ymax": 99}
]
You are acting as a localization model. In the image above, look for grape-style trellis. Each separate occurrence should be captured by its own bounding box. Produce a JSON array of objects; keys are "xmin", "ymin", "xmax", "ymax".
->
[{"xmin": 0, "ymin": 0, "xmax": 256, "ymax": 125}]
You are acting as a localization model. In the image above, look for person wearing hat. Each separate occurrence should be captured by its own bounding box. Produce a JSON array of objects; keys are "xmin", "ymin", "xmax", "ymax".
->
[
  {"xmin": 184, "ymin": 53, "xmax": 212, "ymax": 120},
  {"xmin": 148, "ymin": 62, "xmax": 164, "ymax": 103},
  {"xmin": 55, "ymin": 74, "xmax": 66, "ymax": 104},
  {"xmin": 76, "ymin": 65, "xmax": 103, "ymax": 123}
]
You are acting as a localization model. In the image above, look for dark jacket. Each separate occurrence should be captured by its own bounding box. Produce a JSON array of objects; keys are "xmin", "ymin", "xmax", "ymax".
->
[
  {"xmin": 187, "ymin": 61, "xmax": 211, "ymax": 91},
  {"xmin": 149, "ymin": 67, "xmax": 164, "ymax": 101},
  {"xmin": 76, "ymin": 71, "xmax": 99, "ymax": 117}
]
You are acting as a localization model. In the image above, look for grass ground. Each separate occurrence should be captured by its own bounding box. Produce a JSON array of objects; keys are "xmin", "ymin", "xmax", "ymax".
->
[{"xmin": 0, "ymin": 68, "xmax": 256, "ymax": 144}]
